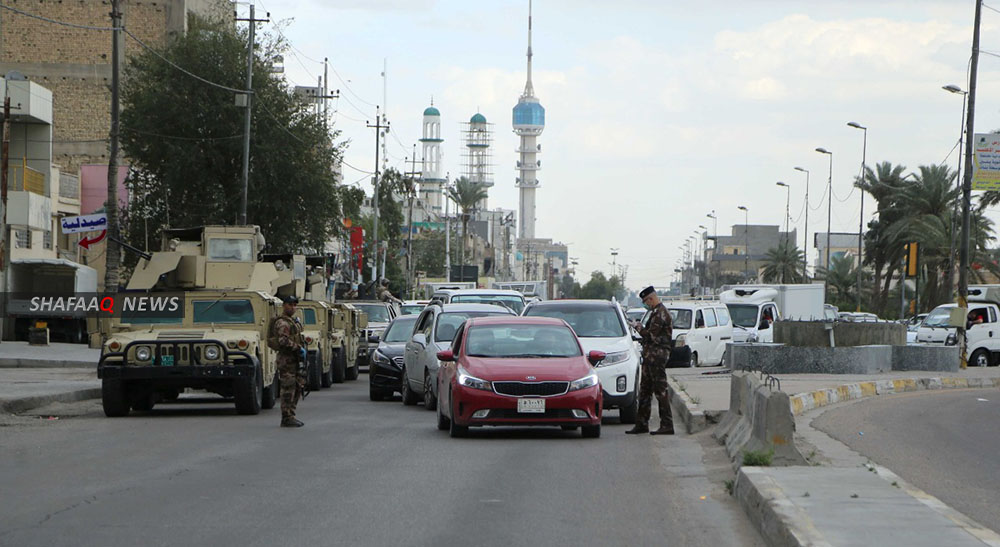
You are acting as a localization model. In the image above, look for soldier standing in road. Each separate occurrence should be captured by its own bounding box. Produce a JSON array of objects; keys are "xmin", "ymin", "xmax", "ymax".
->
[
  {"xmin": 626, "ymin": 286, "xmax": 674, "ymax": 435},
  {"xmin": 274, "ymin": 295, "xmax": 306, "ymax": 428},
  {"xmin": 376, "ymin": 278, "xmax": 403, "ymax": 305}
]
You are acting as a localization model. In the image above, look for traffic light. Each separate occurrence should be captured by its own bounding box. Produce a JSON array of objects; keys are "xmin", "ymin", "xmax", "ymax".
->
[{"xmin": 904, "ymin": 242, "xmax": 918, "ymax": 277}]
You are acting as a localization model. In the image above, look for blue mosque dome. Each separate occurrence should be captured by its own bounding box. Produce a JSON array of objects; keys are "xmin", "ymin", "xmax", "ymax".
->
[
  {"xmin": 423, "ymin": 106, "xmax": 440, "ymax": 116},
  {"xmin": 512, "ymin": 100, "xmax": 545, "ymax": 128},
  {"xmin": 470, "ymin": 112, "xmax": 487, "ymax": 124}
]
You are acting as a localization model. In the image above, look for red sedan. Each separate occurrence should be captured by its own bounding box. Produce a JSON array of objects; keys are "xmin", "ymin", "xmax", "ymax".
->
[{"xmin": 435, "ymin": 316, "xmax": 606, "ymax": 438}]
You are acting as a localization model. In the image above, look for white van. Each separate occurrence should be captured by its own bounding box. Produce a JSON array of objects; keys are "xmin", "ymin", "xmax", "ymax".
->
[
  {"xmin": 665, "ymin": 301, "xmax": 734, "ymax": 367},
  {"xmin": 720, "ymin": 288, "xmax": 781, "ymax": 343},
  {"xmin": 916, "ymin": 285, "xmax": 1000, "ymax": 367}
]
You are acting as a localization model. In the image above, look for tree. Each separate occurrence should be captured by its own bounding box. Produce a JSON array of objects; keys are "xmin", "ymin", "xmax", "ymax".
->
[
  {"xmin": 120, "ymin": 15, "xmax": 346, "ymax": 256},
  {"xmin": 855, "ymin": 162, "xmax": 907, "ymax": 315},
  {"xmin": 446, "ymin": 176, "xmax": 489, "ymax": 267},
  {"xmin": 761, "ymin": 240, "xmax": 805, "ymax": 283},
  {"xmin": 817, "ymin": 255, "xmax": 856, "ymax": 310},
  {"xmin": 358, "ymin": 168, "xmax": 408, "ymax": 289},
  {"xmin": 412, "ymin": 230, "xmax": 447, "ymax": 278},
  {"xmin": 578, "ymin": 271, "xmax": 624, "ymax": 301}
]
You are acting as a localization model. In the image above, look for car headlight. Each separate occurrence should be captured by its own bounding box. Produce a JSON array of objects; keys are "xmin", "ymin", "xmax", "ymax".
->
[
  {"xmin": 373, "ymin": 349, "xmax": 390, "ymax": 365},
  {"xmin": 457, "ymin": 366, "xmax": 491, "ymax": 391},
  {"xmin": 946, "ymin": 332, "xmax": 958, "ymax": 346},
  {"xmin": 135, "ymin": 346, "xmax": 151, "ymax": 361},
  {"xmin": 204, "ymin": 345, "xmax": 221, "ymax": 360},
  {"xmin": 569, "ymin": 373, "xmax": 599, "ymax": 392},
  {"xmin": 596, "ymin": 350, "xmax": 630, "ymax": 367},
  {"xmin": 674, "ymin": 334, "xmax": 686, "ymax": 347}
]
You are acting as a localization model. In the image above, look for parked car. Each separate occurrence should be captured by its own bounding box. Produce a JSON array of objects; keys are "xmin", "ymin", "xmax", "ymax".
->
[
  {"xmin": 522, "ymin": 299, "xmax": 642, "ymax": 423},
  {"xmin": 428, "ymin": 288, "xmax": 527, "ymax": 314},
  {"xmin": 369, "ymin": 315, "xmax": 420, "ymax": 401},
  {"xmin": 435, "ymin": 316, "xmax": 605, "ymax": 438},
  {"xmin": 402, "ymin": 303, "xmax": 516, "ymax": 409},
  {"xmin": 624, "ymin": 307, "xmax": 647, "ymax": 324},
  {"xmin": 916, "ymin": 285, "xmax": 1000, "ymax": 367},
  {"xmin": 400, "ymin": 300, "xmax": 429, "ymax": 316},
  {"xmin": 906, "ymin": 313, "xmax": 927, "ymax": 345},
  {"xmin": 665, "ymin": 301, "xmax": 733, "ymax": 367},
  {"xmin": 352, "ymin": 301, "xmax": 398, "ymax": 369}
]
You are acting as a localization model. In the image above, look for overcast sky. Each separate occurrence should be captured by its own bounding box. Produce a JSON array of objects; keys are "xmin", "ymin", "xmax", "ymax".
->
[{"xmin": 246, "ymin": 0, "xmax": 1000, "ymax": 289}]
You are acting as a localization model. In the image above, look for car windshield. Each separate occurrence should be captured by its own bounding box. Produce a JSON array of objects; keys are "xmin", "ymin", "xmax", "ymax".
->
[
  {"xmin": 524, "ymin": 304, "xmax": 625, "ymax": 337},
  {"xmin": 726, "ymin": 304, "xmax": 759, "ymax": 328},
  {"xmin": 192, "ymin": 299, "xmax": 254, "ymax": 324},
  {"xmin": 922, "ymin": 307, "xmax": 952, "ymax": 328},
  {"xmin": 466, "ymin": 324, "xmax": 581, "ymax": 358},
  {"xmin": 450, "ymin": 295, "xmax": 525, "ymax": 314},
  {"xmin": 435, "ymin": 312, "xmax": 508, "ymax": 342},
  {"xmin": 400, "ymin": 304, "xmax": 424, "ymax": 316},
  {"xmin": 354, "ymin": 304, "xmax": 390, "ymax": 323},
  {"xmin": 383, "ymin": 316, "xmax": 419, "ymax": 343},
  {"xmin": 301, "ymin": 308, "xmax": 317, "ymax": 325},
  {"xmin": 207, "ymin": 238, "xmax": 252, "ymax": 262},
  {"xmin": 668, "ymin": 308, "xmax": 693, "ymax": 330}
]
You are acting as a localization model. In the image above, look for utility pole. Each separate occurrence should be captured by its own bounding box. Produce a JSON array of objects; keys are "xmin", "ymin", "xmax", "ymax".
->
[
  {"xmin": 405, "ymin": 145, "xmax": 421, "ymax": 296},
  {"xmin": 104, "ymin": 0, "xmax": 123, "ymax": 293},
  {"xmin": 367, "ymin": 107, "xmax": 389, "ymax": 283},
  {"xmin": 445, "ymin": 175, "xmax": 451, "ymax": 282},
  {"xmin": 958, "ymin": 0, "xmax": 983, "ymax": 370},
  {"xmin": 316, "ymin": 59, "xmax": 339, "ymax": 135},
  {"xmin": 1, "ymin": 95, "xmax": 10, "ymax": 338},
  {"xmin": 236, "ymin": 5, "xmax": 269, "ymax": 226}
]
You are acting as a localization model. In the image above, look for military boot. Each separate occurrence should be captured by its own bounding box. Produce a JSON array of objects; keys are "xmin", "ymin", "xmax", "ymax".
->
[
  {"xmin": 650, "ymin": 425, "xmax": 674, "ymax": 435},
  {"xmin": 281, "ymin": 417, "xmax": 304, "ymax": 428},
  {"xmin": 625, "ymin": 425, "xmax": 650, "ymax": 434}
]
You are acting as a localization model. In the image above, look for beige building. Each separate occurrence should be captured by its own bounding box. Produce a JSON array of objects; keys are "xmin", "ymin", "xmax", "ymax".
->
[{"xmin": 0, "ymin": 0, "xmax": 230, "ymax": 174}]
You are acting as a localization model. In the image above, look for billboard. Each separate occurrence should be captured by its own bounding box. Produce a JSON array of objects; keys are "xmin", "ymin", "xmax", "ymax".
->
[{"xmin": 973, "ymin": 133, "xmax": 1000, "ymax": 190}]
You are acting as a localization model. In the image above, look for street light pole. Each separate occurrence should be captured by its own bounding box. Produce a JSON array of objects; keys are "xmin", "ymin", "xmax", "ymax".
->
[
  {"xmin": 706, "ymin": 211, "xmax": 717, "ymax": 289},
  {"xmin": 943, "ymin": 84, "xmax": 968, "ymax": 301},
  {"xmin": 816, "ymin": 148, "xmax": 833, "ymax": 301},
  {"xmin": 848, "ymin": 122, "xmax": 867, "ymax": 312},
  {"xmin": 794, "ymin": 167, "xmax": 810, "ymax": 279},
  {"xmin": 737, "ymin": 205, "xmax": 749, "ymax": 280},
  {"xmin": 959, "ymin": 0, "xmax": 983, "ymax": 370}
]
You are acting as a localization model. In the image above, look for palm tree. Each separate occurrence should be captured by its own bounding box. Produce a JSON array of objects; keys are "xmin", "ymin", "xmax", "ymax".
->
[
  {"xmin": 446, "ymin": 176, "xmax": 489, "ymax": 268},
  {"xmin": 854, "ymin": 162, "xmax": 907, "ymax": 315},
  {"xmin": 817, "ymin": 255, "xmax": 857, "ymax": 310},
  {"xmin": 761, "ymin": 240, "xmax": 805, "ymax": 283}
]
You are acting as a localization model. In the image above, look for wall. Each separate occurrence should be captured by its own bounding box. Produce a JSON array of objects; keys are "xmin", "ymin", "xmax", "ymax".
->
[{"xmin": 774, "ymin": 321, "xmax": 905, "ymax": 347}]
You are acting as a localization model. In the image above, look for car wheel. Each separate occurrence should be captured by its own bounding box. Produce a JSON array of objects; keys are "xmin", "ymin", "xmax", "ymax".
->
[
  {"xmin": 234, "ymin": 363, "xmax": 263, "ymax": 415},
  {"xmin": 437, "ymin": 398, "xmax": 450, "ymax": 431},
  {"xmin": 401, "ymin": 368, "xmax": 419, "ymax": 406},
  {"xmin": 449, "ymin": 395, "xmax": 468, "ymax": 438},
  {"xmin": 102, "ymin": 378, "xmax": 130, "ymax": 417},
  {"xmin": 619, "ymin": 394, "xmax": 639, "ymax": 424},
  {"xmin": 423, "ymin": 371, "xmax": 438, "ymax": 411},
  {"xmin": 331, "ymin": 348, "xmax": 347, "ymax": 384},
  {"xmin": 582, "ymin": 424, "xmax": 601, "ymax": 438},
  {"xmin": 971, "ymin": 348, "xmax": 991, "ymax": 367},
  {"xmin": 690, "ymin": 352, "xmax": 699, "ymax": 368}
]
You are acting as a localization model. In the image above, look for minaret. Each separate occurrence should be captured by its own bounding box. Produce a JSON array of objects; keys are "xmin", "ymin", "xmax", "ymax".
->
[
  {"xmin": 512, "ymin": 0, "xmax": 544, "ymax": 240},
  {"xmin": 463, "ymin": 112, "xmax": 494, "ymax": 212},
  {"xmin": 419, "ymin": 102, "xmax": 445, "ymax": 215}
]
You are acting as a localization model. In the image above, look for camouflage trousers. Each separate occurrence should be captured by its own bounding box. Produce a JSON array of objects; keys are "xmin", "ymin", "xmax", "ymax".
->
[
  {"xmin": 636, "ymin": 362, "xmax": 673, "ymax": 429},
  {"xmin": 277, "ymin": 354, "xmax": 303, "ymax": 420}
]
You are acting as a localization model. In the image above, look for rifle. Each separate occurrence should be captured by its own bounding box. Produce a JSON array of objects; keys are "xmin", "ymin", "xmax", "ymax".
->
[{"xmin": 297, "ymin": 347, "xmax": 310, "ymax": 399}]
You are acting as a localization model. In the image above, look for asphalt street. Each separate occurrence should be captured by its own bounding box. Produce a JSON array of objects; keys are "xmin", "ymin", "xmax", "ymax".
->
[
  {"xmin": 0, "ymin": 377, "xmax": 762, "ymax": 547},
  {"xmin": 813, "ymin": 389, "xmax": 1000, "ymax": 534}
]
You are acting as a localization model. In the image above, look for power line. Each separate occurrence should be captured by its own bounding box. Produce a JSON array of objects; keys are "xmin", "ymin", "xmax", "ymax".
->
[
  {"xmin": 124, "ymin": 29, "xmax": 249, "ymax": 95},
  {"xmin": 122, "ymin": 127, "xmax": 244, "ymax": 142},
  {"xmin": 0, "ymin": 3, "xmax": 117, "ymax": 30}
]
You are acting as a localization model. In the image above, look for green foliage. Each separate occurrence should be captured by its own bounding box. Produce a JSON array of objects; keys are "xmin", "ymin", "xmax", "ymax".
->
[
  {"xmin": 742, "ymin": 448, "xmax": 774, "ymax": 467},
  {"xmin": 817, "ymin": 255, "xmax": 857, "ymax": 311},
  {"xmin": 560, "ymin": 273, "xmax": 580, "ymax": 298},
  {"xmin": 578, "ymin": 271, "xmax": 625, "ymax": 300},
  {"xmin": 120, "ymin": 15, "xmax": 346, "ymax": 255},
  {"xmin": 761, "ymin": 240, "xmax": 806, "ymax": 283},
  {"xmin": 446, "ymin": 176, "xmax": 489, "ymax": 267},
  {"xmin": 412, "ymin": 230, "xmax": 447, "ymax": 278}
]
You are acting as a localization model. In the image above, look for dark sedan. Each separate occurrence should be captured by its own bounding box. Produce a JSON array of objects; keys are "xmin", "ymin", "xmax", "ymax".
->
[{"xmin": 369, "ymin": 315, "xmax": 419, "ymax": 401}]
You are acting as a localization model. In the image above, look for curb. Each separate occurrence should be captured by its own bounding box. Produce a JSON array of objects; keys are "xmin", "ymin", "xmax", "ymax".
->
[
  {"xmin": 0, "ymin": 358, "xmax": 97, "ymax": 369},
  {"xmin": 666, "ymin": 376, "xmax": 719, "ymax": 434},
  {"xmin": 0, "ymin": 387, "xmax": 103, "ymax": 414},
  {"xmin": 789, "ymin": 376, "xmax": 1000, "ymax": 416},
  {"xmin": 734, "ymin": 467, "xmax": 830, "ymax": 547}
]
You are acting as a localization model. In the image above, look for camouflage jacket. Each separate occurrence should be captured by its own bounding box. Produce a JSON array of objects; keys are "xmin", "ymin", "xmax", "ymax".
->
[
  {"xmin": 274, "ymin": 314, "xmax": 303, "ymax": 354},
  {"xmin": 637, "ymin": 302, "xmax": 672, "ymax": 364}
]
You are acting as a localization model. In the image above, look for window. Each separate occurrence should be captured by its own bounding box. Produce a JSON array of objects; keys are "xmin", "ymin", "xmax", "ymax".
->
[
  {"xmin": 301, "ymin": 308, "xmax": 317, "ymax": 325},
  {"xmin": 355, "ymin": 304, "xmax": 391, "ymax": 323},
  {"xmin": 207, "ymin": 238, "xmax": 253, "ymax": 262},
  {"xmin": 991, "ymin": 308, "xmax": 998, "ymax": 323},
  {"xmin": 716, "ymin": 307, "xmax": 731, "ymax": 326},
  {"xmin": 14, "ymin": 229, "xmax": 30, "ymax": 249},
  {"xmin": 384, "ymin": 316, "xmax": 419, "ymax": 343},
  {"xmin": 43, "ymin": 230, "xmax": 53, "ymax": 250},
  {"xmin": 695, "ymin": 310, "xmax": 705, "ymax": 328},
  {"xmin": 451, "ymin": 294, "xmax": 525, "ymax": 314},
  {"xmin": 669, "ymin": 309, "xmax": 692, "ymax": 330},
  {"xmin": 466, "ymin": 325, "xmax": 581, "ymax": 358},
  {"xmin": 434, "ymin": 311, "xmax": 508, "ymax": 342},
  {"xmin": 524, "ymin": 304, "xmax": 626, "ymax": 338},
  {"xmin": 420, "ymin": 311, "xmax": 434, "ymax": 338},
  {"xmin": 192, "ymin": 299, "xmax": 254, "ymax": 324},
  {"xmin": 704, "ymin": 309, "xmax": 718, "ymax": 328}
]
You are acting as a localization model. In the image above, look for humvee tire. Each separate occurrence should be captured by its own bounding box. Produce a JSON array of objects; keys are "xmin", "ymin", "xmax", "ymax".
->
[
  {"xmin": 235, "ymin": 363, "xmax": 263, "ymax": 415},
  {"xmin": 102, "ymin": 378, "xmax": 130, "ymax": 417},
  {"xmin": 331, "ymin": 348, "xmax": 346, "ymax": 384},
  {"xmin": 307, "ymin": 352, "xmax": 322, "ymax": 392},
  {"xmin": 345, "ymin": 361, "xmax": 359, "ymax": 381},
  {"xmin": 262, "ymin": 371, "xmax": 278, "ymax": 410},
  {"xmin": 321, "ymin": 348, "xmax": 333, "ymax": 388}
]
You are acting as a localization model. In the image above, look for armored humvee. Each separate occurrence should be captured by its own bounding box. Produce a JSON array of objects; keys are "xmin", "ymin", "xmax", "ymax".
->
[{"xmin": 98, "ymin": 226, "xmax": 285, "ymax": 416}]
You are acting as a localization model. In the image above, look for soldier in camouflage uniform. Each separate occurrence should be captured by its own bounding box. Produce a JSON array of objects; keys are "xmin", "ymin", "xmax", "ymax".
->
[
  {"xmin": 274, "ymin": 295, "xmax": 306, "ymax": 428},
  {"xmin": 626, "ymin": 286, "xmax": 674, "ymax": 435},
  {"xmin": 376, "ymin": 278, "xmax": 402, "ymax": 304}
]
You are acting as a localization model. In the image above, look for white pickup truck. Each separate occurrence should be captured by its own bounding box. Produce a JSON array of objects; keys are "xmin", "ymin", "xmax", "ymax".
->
[
  {"xmin": 719, "ymin": 284, "xmax": 826, "ymax": 343},
  {"xmin": 916, "ymin": 285, "xmax": 1000, "ymax": 367}
]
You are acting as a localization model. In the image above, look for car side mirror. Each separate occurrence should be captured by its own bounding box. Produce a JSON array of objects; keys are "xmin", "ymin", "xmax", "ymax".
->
[
  {"xmin": 411, "ymin": 333, "xmax": 426, "ymax": 347},
  {"xmin": 436, "ymin": 349, "xmax": 455, "ymax": 362},
  {"xmin": 587, "ymin": 350, "xmax": 607, "ymax": 366},
  {"xmin": 632, "ymin": 334, "xmax": 642, "ymax": 342},
  {"xmin": 368, "ymin": 335, "xmax": 380, "ymax": 344}
]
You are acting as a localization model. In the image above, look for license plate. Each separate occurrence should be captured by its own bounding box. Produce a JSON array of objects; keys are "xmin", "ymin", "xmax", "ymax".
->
[
  {"xmin": 517, "ymin": 398, "xmax": 545, "ymax": 413},
  {"xmin": 160, "ymin": 355, "xmax": 174, "ymax": 367}
]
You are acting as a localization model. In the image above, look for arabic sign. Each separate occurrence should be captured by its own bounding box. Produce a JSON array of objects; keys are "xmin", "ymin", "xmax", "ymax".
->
[
  {"xmin": 61, "ymin": 213, "xmax": 108, "ymax": 234},
  {"xmin": 973, "ymin": 133, "xmax": 1000, "ymax": 190}
]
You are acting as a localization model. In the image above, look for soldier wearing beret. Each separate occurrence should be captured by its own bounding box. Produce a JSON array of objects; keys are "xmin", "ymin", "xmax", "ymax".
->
[
  {"xmin": 272, "ymin": 295, "xmax": 306, "ymax": 427},
  {"xmin": 626, "ymin": 286, "xmax": 674, "ymax": 435}
]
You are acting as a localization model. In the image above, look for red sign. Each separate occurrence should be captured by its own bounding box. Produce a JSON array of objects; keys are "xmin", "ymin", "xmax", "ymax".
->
[
  {"xmin": 350, "ymin": 226, "xmax": 364, "ymax": 272},
  {"xmin": 79, "ymin": 230, "xmax": 107, "ymax": 249}
]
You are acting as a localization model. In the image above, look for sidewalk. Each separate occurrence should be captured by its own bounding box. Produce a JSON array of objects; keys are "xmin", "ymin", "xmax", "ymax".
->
[
  {"xmin": 0, "ymin": 341, "xmax": 99, "ymax": 368},
  {"xmin": 0, "ymin": 367, "xmax": 100, "ymax": 414}
]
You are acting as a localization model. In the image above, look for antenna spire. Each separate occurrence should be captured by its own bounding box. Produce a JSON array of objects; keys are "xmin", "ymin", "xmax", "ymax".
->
[{"xmin": 524, "ymin": 0, "xmax": 534, "ymax": 97}]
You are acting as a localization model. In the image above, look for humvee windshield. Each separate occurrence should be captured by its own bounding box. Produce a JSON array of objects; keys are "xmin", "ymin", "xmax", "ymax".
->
[
  {"xmin": 302, "ymin": 308, "xmax": 317, "ymax": 325},
  {"xmin": 207, "ymin": 238, "xmax": 253, "ymax": 262},
  {"xmin": 193, "ymin": 299, "xmax": 255, "ymax": 323}
]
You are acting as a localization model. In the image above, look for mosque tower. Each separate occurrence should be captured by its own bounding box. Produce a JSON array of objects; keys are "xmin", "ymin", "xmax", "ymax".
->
[
  {"xmin": 463, "ymin": 112, "xmax": 494, "ymax": 212},
  {"xmin": 512, "ymin": 0, "xmax": 544, "ymax": 240},
  {"xmin": 419, "ymin": 102, "xmax": 445, "ymax": 215}
]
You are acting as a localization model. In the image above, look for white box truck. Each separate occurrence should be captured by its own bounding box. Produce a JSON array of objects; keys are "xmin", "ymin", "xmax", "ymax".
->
[{"xmin": 719, "ymin": 283, "xmax": 825, "ymax": 343}]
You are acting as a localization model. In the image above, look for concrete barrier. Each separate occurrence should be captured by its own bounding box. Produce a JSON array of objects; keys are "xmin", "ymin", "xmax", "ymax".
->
[
  {"xmin": 892, "ymin": 344, "xmax": 959, "ymax": 371},
  {"xmin": 728, "ymin": 343, "xmax": 959, "ymax": 374},
  {"xmin": 774, "ymin": 321, "xmax": 905, "ymax": 347},
  {"xmin": 714, "ymin": 371, "xmax": 805, "ymax": 466}
]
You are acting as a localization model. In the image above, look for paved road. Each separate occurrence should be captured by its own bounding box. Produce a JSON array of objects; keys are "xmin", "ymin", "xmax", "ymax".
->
[
  {"xmin": 0, "ymin": 378, "xmax": 762, "ymax": 547},
  {"xmin": 814, "ymin": 389, "xmax": 1000, "ymax": 534}
]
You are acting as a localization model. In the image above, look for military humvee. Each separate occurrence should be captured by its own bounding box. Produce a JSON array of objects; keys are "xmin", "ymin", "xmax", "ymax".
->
[
  {"xmin": 330, "ymin": 302, "xmax": 365, "ymax": 381},
  {"xmin": 98, "ymin": 226, "xmax": 286, "ymax": 416}
]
